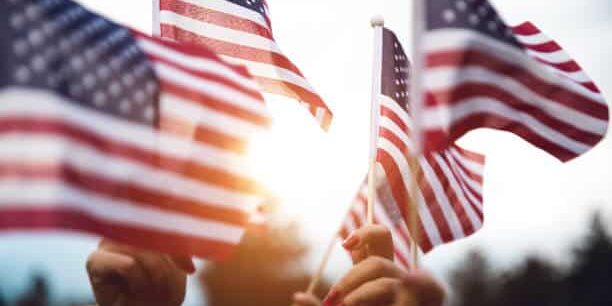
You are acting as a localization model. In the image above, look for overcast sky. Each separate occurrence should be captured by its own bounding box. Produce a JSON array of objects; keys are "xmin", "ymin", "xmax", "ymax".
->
[{"xmin": 0, "ymin": 1, "xmax": 611, "ymax": 305}]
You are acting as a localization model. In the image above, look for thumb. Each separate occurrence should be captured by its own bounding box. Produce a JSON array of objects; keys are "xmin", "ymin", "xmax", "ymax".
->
[
  {"xmin": 171, "ymin": 256, "xmax": 196, "ymax": 274},
  {"xmin": 342, "ymin": 225, "xmax": 394, "ymax": 261}
]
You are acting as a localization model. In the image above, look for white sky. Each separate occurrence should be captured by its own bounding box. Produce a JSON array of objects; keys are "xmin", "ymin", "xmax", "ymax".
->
[{"xmin": 0, "ymin": 1, "xmax": 611, "ymax": 305}]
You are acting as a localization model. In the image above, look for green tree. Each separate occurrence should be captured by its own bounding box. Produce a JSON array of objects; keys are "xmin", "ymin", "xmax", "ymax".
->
[
  {"xmin": 496, "ymin": 257, "xmax": 568, "ymax": 306},
  {"xmin": 567, "ymin": 212, "xmax": 612, "ymax": 306},
  {"xmin": 16, "ymin": 274, "xmax": 49, "ymax": 306},
  {"xmin": 449, "ymin": 250, "xmax": 497, "ymax": 306}
]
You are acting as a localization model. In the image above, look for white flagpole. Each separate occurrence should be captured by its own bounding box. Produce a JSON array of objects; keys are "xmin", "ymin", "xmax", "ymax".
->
[
  {"xmin": 408, "ymin": 0, "xmax": 425, "ymax": 268},
  {"xmin": 152, "ymin": 0, "xmax": 161, "ymax": 36},
  {"xmin": 367, "ymin": 16, "xmax": 385, "ymax": 225}
]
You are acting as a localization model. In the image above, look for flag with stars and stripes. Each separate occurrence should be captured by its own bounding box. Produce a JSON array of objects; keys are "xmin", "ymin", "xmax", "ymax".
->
[
  {"xmin": 340, "ymin": 28, "xmax": 486, "ymax": 256},
  {"xmin": 155, "ymin": 0, "xmax": 334, "ymax": 130},
  {"xmin": 0, "ymin": 0, "xmax": 271, "ymax": 260},
  {"xmin": 419, "ymin": 0, "xmax": 609, "ymax": 162}
]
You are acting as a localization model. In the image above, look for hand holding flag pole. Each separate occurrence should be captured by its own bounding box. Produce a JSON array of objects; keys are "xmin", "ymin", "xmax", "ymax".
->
[{"xmin": 301, "ymin": 17, "xmax": 387, "ymax": 298}]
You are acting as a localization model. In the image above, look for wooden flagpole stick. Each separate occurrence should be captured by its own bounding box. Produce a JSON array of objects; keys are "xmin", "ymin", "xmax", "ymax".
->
[
  {"xmin": 306, "ymin": 233, "xmax": 337, "ymax": 295},
  {"xmin": 304, "ymin": 189, "xmax": 369, "ymax": 295},
  {"xmin": 408, "ymin": 0, "xmax": 425, "ymax": 268},
  {"xmin": 152, "ymin": 0, "xmax": 161, "ymax": 35},
  {"xmin": 367, "ymin": 16, "xmax": 385, "ymax": 225}
]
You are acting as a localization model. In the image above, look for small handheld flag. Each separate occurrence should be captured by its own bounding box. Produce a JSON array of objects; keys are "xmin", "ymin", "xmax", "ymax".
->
[
  {"xmin": 156, "ymin": 0, "xmax": 334, "ymax": 130},
  {"xmin": 0, "ymin": 0, "xmax": 270, "ymax": 260},
  {"xmin": 417, "ymin": 0, "xmax": 609, "ymax": 161}
]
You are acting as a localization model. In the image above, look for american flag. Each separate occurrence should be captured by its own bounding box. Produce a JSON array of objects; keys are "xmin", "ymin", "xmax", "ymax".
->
[
  {"xmin": 0, "ymin": 0, "xmax": 270, "ymax": 260},
  {"xmin": 155, "ymin": 0, "xmax": 334, "ymax": 130},
  {"xmin": 419, "ymin": 0, "xmax": 609, "ymax": 162},
  {"xmin": 340, "ymin": 28, "xmax": 486, "ymax": 256},
  {"xmin": 378, "ymin": 28, "xmax": 486, "ymax": 252}
]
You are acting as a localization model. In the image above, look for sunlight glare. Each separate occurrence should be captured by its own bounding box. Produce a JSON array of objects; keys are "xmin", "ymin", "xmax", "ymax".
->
[{"xmin": 247, "ymin": 97, "xmax": 329, "ymax": 215}]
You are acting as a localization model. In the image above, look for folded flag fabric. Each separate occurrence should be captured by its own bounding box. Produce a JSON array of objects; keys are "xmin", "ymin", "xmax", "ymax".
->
[
  {"xmin": 155, "ymin": 0, "xmax": 334, "ymax": 130},
  {"xmin": 0, "ymin": 0, "xmax": 270, "ymax": 260},
  {"xmin": 419, "ymin": 0, "xmax": 609, "ymax": 162}
]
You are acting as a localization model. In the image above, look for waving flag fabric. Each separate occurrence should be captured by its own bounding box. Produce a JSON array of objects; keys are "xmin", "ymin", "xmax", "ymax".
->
[
  {"xmin": 0, "ymin": 0, "xmax": 270, "ymax": 259},
  {"xmin": 340, "ymin": 177, "xmax": 414, "ymax": 270},
  {"xmin": 343, "ymin": 28, "xmax": 486, "ymax": 254},
  {"xmin": 420, "ymin": 0, "xmax": 609, "ymax": 162},
  {"xmin": 156, "ymin": 0, "xmax": 334, "ymax": 130}
]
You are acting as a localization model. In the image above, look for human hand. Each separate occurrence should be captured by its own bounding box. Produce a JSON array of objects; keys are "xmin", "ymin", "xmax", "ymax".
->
[
  {"xmin": 395, "ymin": 270, "xmax": 445, "ymax": 306},
  {"xmin": 323, "ymin": 257, "xmax": 445, "ymax": 306},
  {"xmin": 292, "ymin": 292, "xmax": 322, "ymax": 306},
  {"xmin": 86, "ymin": 239, "xmax": 195, "ymax": 306},
  {"xmin": 341, "ymin": 224, "xmax": 394, "ymax": 264},
  {"xmin": 325, "ymin": 224, "xmax": 445, "ymax": 306}
]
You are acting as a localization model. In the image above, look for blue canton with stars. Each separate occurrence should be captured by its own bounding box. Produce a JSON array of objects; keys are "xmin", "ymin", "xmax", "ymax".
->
[
  {"xmin": 1, "ymin": 0, "xmax": 160, "ymax": 126},
  {"xmin": 381, "ymin": 28, "xmax": 410, "ymax": 113},
  {"xmin": 426, "ymin": 0, "xmax": 522, "ymax": 49}
]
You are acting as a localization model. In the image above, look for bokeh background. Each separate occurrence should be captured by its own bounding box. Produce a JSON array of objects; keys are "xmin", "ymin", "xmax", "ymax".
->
[{"xmin": 1, "ymin": 0, "xmax": 611, "ymax": 305}]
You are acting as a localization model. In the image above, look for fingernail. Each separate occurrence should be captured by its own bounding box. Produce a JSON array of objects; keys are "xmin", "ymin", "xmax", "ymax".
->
[
  {"xmin": 342, "ymin": 234, "xmax": 360, "ymax": 249},
  {"xmin": 323, "ymin": 290, "xmax": 340, "ymax": 306},
  {"xmin": 175, "ymin": 258, "xmax": 196, "ymax": 274}
]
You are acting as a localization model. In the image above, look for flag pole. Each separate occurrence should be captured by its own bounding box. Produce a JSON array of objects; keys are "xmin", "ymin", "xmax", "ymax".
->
[
  {"xmin": 367, "ymin": 16, "xmax": 385, "ymax": 225},
  {"xmin": 407, "ymin": 0, "xmax": 425, "ymax": 268},
  {"xmin": 152, "ymin": 0, "xmax": 161, "ymax": 35},
  {"xmin": 305, "ymin": 233, "xmax": 337, "ymax": 295},
  {"xmin": 304, "ymin": 189, "xmax": 366, "ymax": 296}
]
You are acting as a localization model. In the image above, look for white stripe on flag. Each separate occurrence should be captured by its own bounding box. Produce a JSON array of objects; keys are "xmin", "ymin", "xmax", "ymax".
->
[
  {"xmin": 0, "ymin": 88, "xmax": 254, "ymax": 179},
  {"xmin": 159, "ymin": 11, "xmax": 282, "ymax": 54},
  {"xmin": 0, "ymin": 135, "xmax": 261, "ymax": 209},
  {"xmin": 0, "ymin": 180, "xmax": 245, "ymax": 243},
  {"xmin": 424, "ymin": 29, "xmax": 605, "ymax": 104},
  {"xmin": 424, "ymin": 66, "xmax": 607, "ymax": 134},
  {"xmin": 421, "ymin": 97, "xmax": 592, "ymax": 155}
]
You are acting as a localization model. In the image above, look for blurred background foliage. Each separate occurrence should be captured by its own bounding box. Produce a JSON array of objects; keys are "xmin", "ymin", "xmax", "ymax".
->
[{"xmin": 3, "ymin": 210, "xmax": 612, "ymax": 306}]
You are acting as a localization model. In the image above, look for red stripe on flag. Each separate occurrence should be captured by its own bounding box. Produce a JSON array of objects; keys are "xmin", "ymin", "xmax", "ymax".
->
[
  {"xmin": 519, "ymin": 41, "xmax": 561, "ymax": 53},
  {"xmin": 451, "ymin": 145, "xmax": 485, "ymax": 165},
  {"xmin": 0, "ymin": 118, "xmax": 262, "ymax": 193},
  {"xmin": 161, "ymin": 114, "xmax": 248, "ymax": 153},
  {"xmin": 0, "ymin": 164, "xmax": 247, "ymax": 225},
  {"xmin": 428, "ymin": 83, "xmax": 604, "ymax": 146},
  {"xmin": 0, "ymin": 208, "xmax": 237, "ymax": 259},
  {"xmin": 532, "ymin": 58, "xmax": 582, "ymax": 73},
  {"xmin": 149, "ymin": 53, "xmax": 264, "ymax": 101},
  {"xmin": 379, "ymin": 129, "xmax": 457, "ymax": 243},
  {"xmin": 160, "ymin": 24, "xmax": 303, "ymax": 77},
  {"xmin": 424, "ymin": 155, "xmax": 476, "ymax": 235},
  {"xmin": 133, "ymin": 30, "xmax": 252, "ymax": 79},
  {"xmin": 376, "ymin": 149, "xmax": 434, "ymax": 252},
  {"xmin": 438, "ymin": 154, "xmax": 483, "ymax": 219},
  {"xmin": 160, "ymin": 80, "xmax": 271, "ymax": 126},
  {"xmin": 159, "ymin": 0, "xmax": 273, "ymax": 39},
  {"xmin": 426, "ymin": 50, "xmax": 608, "ymax": 119},
  {"xmin": 511, "ymin": 22, "xmax": 541, "ymax": 36},
  {"xmin": 431, "ymin": 113, "xmax": 579, "ymax": 162}
]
